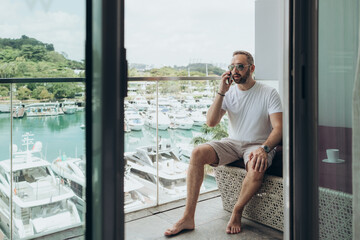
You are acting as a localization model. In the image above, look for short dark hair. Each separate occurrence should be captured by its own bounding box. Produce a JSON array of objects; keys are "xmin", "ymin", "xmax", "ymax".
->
[{"xmin": 233, "ymin": 50, "xmax": 254, "ymax": 65}]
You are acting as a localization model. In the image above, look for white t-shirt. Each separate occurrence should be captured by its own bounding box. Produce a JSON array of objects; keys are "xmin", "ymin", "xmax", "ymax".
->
[{"xmin": 221, "ymin": 82, "xmax": 282, "ymax": 142}]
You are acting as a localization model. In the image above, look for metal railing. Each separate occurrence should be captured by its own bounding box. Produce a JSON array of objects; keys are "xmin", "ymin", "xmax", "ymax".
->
[
  {"xmin": 0, "ymin": 76, "xmax": 222, "ymax": 239},
  {"xmin": 0, "ymin": 77, "xmax": 85, "ymax": 83},
  {"xmin": 0, "ymin": 76, "xmax": 221, "ymax": 83}
]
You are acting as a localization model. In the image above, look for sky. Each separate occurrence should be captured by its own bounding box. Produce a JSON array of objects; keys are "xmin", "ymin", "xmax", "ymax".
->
[
  {"xmin": 0, "ymin": 0, "xmax": 86, "ymax": 61},
  {"xmin": 0, "ymin": 0, "xmax": 255, "ymax": 67}
]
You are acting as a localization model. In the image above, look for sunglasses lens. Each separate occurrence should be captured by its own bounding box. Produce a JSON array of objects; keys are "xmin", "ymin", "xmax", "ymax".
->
[
  {"xmin": 236, "ymin": 64, "xmax": 244, "ymax": 71},
  {"xmin": 228, "ymin": 65, "xmax": 234, "ymax": 71}
]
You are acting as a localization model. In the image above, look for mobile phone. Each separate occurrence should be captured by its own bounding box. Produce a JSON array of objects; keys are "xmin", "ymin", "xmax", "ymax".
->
[{"xmin": 226, "ymin": 73, "xmax": 233, "ymax": 85}]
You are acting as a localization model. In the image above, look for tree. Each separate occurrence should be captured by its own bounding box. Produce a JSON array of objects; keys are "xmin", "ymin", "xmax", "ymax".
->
[
  {"xmin": 191, "ymin": 122, "xmax": 229, "ymax": 146},
  {"xmin": 190, "ymin": 122, "xmax": 229, "ymax": 175},
  {"xmin": 48, "ymin": 82, "xmax": 79, "ymax": 99},
  {"xmin": 0, "ymin": 62, "xmax": 18, "ymax": 78},
  {"xmin": 159, "ymin": 81, "xmax": 181, "ymax": 94},
  {"xmin": 45, "ymin": 43, "xmax": 54, "ymax": 51},
  {"xmin": 128, "ymin": 68, "xmax": 139, "ymax": 77},
  {"xmin": 27, "ymin": 82, "xmax": 41, "ymax": 91},
  {"xmin": 39, "ymin": 89, "xmax": 53, "ymax": 100},
  {"xmin": 20, "ymin": 45, "xmax": 47, "ymax": 61},
  {"xmin": 0, "ymin": 86, "xmax": 9, "ymax": 98},
  {"xmin": 0, "ymin": 47, "xmax": 20, "ymax": 62},
  {"xmin": 32, "ymin": 86, "xmax": 47, "ymax": 99},
  {"xmin": 54, "ymin": 88, "xmax": 67, "ymax": 99},
  {"xmin": 16, "ymin": 87, "xmax": 32, "ymax": 100},
  {"xmin": 31, "ymin": 45, "xmax": 47, "ymax": 61}
]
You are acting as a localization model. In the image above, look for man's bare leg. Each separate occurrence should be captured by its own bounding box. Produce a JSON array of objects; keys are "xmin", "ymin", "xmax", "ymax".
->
[
  {"xmin": 226, "ymin": 160, "xmax": 265, "ymax": 234},
  {"xmin": 164, "ymin": 145, "xmax": 218, "ymax": 236}
]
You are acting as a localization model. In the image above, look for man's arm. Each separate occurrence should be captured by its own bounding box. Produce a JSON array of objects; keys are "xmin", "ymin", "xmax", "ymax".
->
[
  {"xmin": 206, "ymin": 95, "xmax": 226, "ymax": 127},
  {"xmin": 261, "ymin": 112, "xmax": 282, "ymax": 150},
  {"xmin": 248, "ymin": 112, "xmax": 283, "ymax": 172},
  {"xmin": 206, "ymin": 71, "xmax": 232, "ymax": 127}
]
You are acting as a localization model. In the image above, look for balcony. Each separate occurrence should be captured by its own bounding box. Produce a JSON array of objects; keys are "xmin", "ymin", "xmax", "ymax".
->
[{"xmin": 0, "ymin": 76, "xmax": 281, "ymax": 239}]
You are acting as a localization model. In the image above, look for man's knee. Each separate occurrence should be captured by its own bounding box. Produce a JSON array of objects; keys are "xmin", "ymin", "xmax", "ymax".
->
[
  {"xmin": 190, "ymin": 145, "xmax": 218, "ymax": 166},
  {"xmin": 245, "ymin": 162, "xmax": 265, "ymax": 181}
]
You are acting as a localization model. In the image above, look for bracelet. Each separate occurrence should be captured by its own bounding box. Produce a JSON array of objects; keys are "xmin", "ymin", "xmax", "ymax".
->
[{"xmin": 217, "ymin": 92, "xmax": 225, "ymax": 97}]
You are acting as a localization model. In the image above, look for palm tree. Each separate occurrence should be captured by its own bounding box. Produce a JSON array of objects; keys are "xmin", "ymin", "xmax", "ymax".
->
[
  {"xmin": 191, "ymin": 121, "xmax": 229, "ymax": 175},
  {"xmin": 191, "ymin": 121, "xmax": 228, "ymax": 145}
]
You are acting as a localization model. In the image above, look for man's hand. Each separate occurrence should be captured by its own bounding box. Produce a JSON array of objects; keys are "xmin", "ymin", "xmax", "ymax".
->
[
  {"xmin": 248, "ymin": 148, "xmax": 268, "ymax": 172},
  {"xmin": 218, "ymin": 71, "xmax": 233, "ymax": 95}
]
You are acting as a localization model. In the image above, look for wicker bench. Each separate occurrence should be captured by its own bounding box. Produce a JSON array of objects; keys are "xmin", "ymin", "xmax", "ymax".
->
[
  {"xmin": 215, "ymin": 165, "xmax": 284, "ymax": 230},
  {"xmin": 214, "ymin": 148, "xmax": 353, "ymax": 239}
]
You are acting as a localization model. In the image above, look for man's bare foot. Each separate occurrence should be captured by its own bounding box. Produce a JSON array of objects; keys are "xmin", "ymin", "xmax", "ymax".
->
[
  {"xmin": 226, "ymin": 211, "xmax": 242, "ymax": 234},
  {"xmin": 164, "ymin": 217, "xmax": 195, "ymax": 236}
]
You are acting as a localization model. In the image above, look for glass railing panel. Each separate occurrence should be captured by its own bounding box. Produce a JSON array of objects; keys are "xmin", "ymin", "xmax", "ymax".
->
[
  {"xmin": 5, "ymin": 81, "xmax": 85, "ymax": 239},
  {"xmin": 124, "ymin": 78, "xmax": 222, "ymax": 211},
  {"xmin": 124, "ymin": 81, "xmax": 157, "ymax": 213},
  {"xmin": 156, "ymin": 79, "xmax": 219, "ymax": 204},
  {"xmin": 0, "ymin": 83, "xmax": 11, "ymax": 239}
]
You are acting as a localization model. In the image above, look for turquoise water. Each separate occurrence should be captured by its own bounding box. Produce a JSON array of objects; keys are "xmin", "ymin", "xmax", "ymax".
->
[
  {"xmin": 0, "ymin": 112, "xmax": 86, "ymax": 162},
  {"xmin": 0, "ymin": 112, "xmax": 203, "ymax": 162}
]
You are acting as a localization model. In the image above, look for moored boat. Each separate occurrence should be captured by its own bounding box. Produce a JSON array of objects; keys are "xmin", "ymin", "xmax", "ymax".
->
[
  {"xmin": 125, "ymin": 109, "xmax": 144, "ymax": 131},
  {"xmin": 12, "ymin": 104, "xmax": 26, "ymax": 118},
  {"xmin": 61, "ymin": 101, "xmax": 77, "ymax": 114},
  {"xmin": 51, "ymin": 156, "xmax": 86, "ymax": 216},
  {"xmin": 0, "ymin": 133, "xmax": 81, "ymax": 239},
  {"xmin": 167, "ymin": 111, "xmax": 194, "ymax": 130},
  {"xmin": 124, "ymin": 144, "xmax": 192, "ymax": 199},
  {"xmin": 144, "ymin": 111, "xmax": 171, "ymax": 130},
  {"xmin": 25, "ymin": 102, "xmax": 63, "ymax": 117}
]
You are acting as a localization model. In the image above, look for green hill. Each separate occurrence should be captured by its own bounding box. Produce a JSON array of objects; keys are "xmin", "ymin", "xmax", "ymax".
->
[
  {"xmin": 0, "ymin": 35, "xmax": 84, "ymax": 79},
  {"xmin": 0, "ymin": 36, "xmax": 84, "ymax": 101}
]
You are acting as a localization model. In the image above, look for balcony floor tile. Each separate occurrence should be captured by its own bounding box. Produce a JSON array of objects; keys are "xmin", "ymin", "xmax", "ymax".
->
[{"xmin": 125, "ymin": 196, "xmax": 283, "ymax": 240}]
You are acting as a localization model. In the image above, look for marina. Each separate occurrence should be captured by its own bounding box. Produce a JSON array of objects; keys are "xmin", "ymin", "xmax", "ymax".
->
[
  {"xmin": 0, "ymin": 81, "xmax": 279, "ymax": 238},
  {"xmin": 0, "ymin": 95, "xmax": 220, "ymax": 237}
]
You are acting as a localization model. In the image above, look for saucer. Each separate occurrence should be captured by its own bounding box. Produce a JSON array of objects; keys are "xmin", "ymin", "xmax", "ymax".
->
[{"xmin": 322, "ymin": 159, "xmax": 345, "ymax": 164}]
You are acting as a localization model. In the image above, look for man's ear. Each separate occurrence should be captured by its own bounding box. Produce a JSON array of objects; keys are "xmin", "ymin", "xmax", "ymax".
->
[{"xmin": 250, "ymin": 64, "xmax": 255, "ymax": 73}]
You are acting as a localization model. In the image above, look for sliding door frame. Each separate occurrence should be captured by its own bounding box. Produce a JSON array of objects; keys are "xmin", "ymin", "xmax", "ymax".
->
[
  {"xmin": 86, "ymin": 0, "xmax": 126, "ymax": 239},
  {"xmin": 287, "ymin": 0, "xmax": 319, "ymax": 239}
]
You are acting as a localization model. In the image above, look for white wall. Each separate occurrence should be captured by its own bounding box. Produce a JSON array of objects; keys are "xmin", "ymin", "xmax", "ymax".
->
[{"xmin": 254, "ymin": 0, "xmax": 284, "ymax": 100}]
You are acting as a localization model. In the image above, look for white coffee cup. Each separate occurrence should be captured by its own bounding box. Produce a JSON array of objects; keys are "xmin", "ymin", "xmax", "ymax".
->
[{"xmin": 326, "ymin": 149, "xmax": 339, "ymax": 162}]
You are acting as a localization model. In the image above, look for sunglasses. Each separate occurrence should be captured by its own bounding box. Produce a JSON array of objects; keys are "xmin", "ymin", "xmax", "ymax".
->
[{"xmin": 228, "ymin": 64, "xmax": 251, "ymax": 71}]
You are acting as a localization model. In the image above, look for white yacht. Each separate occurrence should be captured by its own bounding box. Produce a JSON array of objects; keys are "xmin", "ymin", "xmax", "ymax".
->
[
  {"xmin": 0, "ymin": 133, "xmax": 81, "ymax": 239},
  {"xmin": 149, "ymin": 98, "xmax": 172, "ymax": 113},
  {"xmin": 132, "ymin": 96, "xmax": 149, "ymax": 111},
  {"xmin": 167, "ymin": 111, "xmax": 194, "ymax": 130},
  {"xmin": 125, "ymin": 109, "xmax": 144, "ymax": 131},
  {"xmin": 177, "ymin": 143, "xmax": 193, "ymax": 162},
  {"xmin": 189, "ymin": 110, "xmax": 206, "ymax": 126},
  {"xmin": 25, "ymin": 102, "xmax": 63, "ymax": 117},
  {"xmin": 61, "ymin": 101, "xmax": 77, "ymax": 114},
  {"xmin": 167, "ymin": 98, "xmax": 182, "ymax": 109},
  {"xmin": 144, "ymin": 111, "xmax": 171, "ymax": 130},
  {"xmin": 51, "ymin": 156, "xmax": 146, "ymax": 214},
  {"xmin": 124, "ymin": 144, "xmax": 190, "ymax": 198},
  {"xmin": 124, "ymin": 165, "xmax": 147, "ymax": 213},
  {"xmin": 51, "ymin": 156, "xmax": 86, "ymax": 215}
]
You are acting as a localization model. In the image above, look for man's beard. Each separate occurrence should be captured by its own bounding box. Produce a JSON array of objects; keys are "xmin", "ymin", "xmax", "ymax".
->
[{"xmin": 234, "ymin": 67, "xmax": 251, "ymax": 84}]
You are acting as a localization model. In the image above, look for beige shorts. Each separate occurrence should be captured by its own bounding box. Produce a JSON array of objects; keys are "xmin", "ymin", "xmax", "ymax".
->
[{"xmin": 205, "ymin": 138, "xmax": 276, "ymax": 168}]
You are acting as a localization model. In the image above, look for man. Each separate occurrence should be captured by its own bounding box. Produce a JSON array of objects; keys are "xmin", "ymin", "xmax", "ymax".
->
[{"xmin": 164, "ymin": 50, "xmax": 283, "ymax": 236}]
